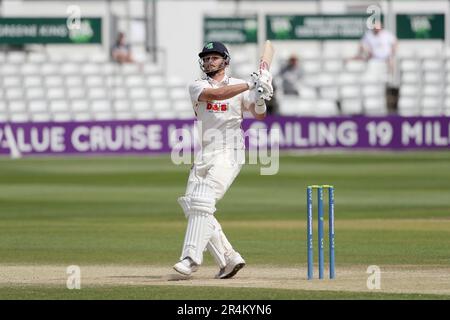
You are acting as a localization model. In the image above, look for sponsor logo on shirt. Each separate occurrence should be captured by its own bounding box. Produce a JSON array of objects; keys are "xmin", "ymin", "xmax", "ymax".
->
[{"xmin": 206, "ymin": 102, "xmax": 229, "ymax": 113}]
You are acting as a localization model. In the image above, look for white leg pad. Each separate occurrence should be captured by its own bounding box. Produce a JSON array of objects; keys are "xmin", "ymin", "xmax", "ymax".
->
[
  {"xmin": 180, "ymin": 182, "xmax": 216, "ymax": 265},
  {"xmin": 181, "ymin": 212, "xmax": 214, "ymax": 265},
  {"xmin": 178, "ymin": 182, "xmax": 235, "ymax": 267},
  {"xmin": 177, "ymin": 196, "xmax": 190, "ymax": 218},
  {"xmin": 178, "ymin": 195, "xmax": 231, "ymax": 267},
  {"xmin": 206, "ymin": 216, "xmax": 235, "ymax": 268}
]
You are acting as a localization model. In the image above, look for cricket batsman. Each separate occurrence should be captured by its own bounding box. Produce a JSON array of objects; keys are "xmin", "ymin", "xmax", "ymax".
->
[{"xmin": 173, "ymin": 41, "xmax": 273, "ymax": 279}]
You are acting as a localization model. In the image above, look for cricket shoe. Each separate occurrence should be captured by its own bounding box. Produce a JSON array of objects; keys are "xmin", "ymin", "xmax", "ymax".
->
[
  {"xmin": 215, "ymin": 252, "xmax": 246, "ymax": 279},
  {"xmin": 173, "ymin": 257, "xmax": 199, "ymax": 276}
]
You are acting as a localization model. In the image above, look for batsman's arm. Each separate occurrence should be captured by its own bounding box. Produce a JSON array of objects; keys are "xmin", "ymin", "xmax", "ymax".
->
[{"xmin": 198, "ymin": 83, "xmax": 253, "ymax": 102}]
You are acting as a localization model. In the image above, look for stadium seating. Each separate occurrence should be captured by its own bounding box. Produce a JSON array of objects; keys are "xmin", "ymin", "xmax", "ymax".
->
[
  {"xmin": 269, "ymin": 46, "xmax": 450, "ymax": 117},
  {"xmin": 397, "ymin": 50, "xmax": 447, "ymax": 116},
  {"xmin": 2, "ymin": 45, "xmax": 450, "ymax": 122},
  {"xmin": 270, "ymin": 54, "xmax": 389, "ymax": 117},
  {"xmin": 0, "ymin": 51, "xmax": 190, "ymax": 122}
]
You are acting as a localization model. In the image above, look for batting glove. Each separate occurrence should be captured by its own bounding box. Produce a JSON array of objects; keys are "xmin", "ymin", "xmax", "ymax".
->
[
  {"xmin": 247, "ymin": 72, "xmax": 259, "ymax": 90},
  {"xmin": 257, "ymin": 69, "xmax": 273, "ymax": 100}
]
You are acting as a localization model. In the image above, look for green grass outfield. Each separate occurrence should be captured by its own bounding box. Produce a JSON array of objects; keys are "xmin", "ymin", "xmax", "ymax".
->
[{"xmin": 0, "ymin": 151, "xmax": 449, "ymax": 299}]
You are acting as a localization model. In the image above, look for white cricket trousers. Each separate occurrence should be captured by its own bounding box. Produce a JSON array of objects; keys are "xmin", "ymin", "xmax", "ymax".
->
[
  {"xmin": 186, "ymin": 148, "xmax": 244, "ymax": 200},
  {"xmin": 180, "ymin": 148, "xmax": 244, "ymax": 266}
]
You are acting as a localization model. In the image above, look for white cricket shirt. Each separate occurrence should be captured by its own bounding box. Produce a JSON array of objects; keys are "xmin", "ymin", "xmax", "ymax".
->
[{"xmin": 188, "ymin": 75, "xmax": 254, "ymax": 151}]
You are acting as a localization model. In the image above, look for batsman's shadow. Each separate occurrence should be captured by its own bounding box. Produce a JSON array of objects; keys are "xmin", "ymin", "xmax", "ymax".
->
[
  {"xmin": 167, "ymin": 273, "xmax": 192, "ymax": 281},
  {"xmin": 107, "ymin": 275, "xmax": 161, "ymax": 280}
]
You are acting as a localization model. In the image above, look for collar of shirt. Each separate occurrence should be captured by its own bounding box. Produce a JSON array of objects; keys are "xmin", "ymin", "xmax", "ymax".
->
[{"xmin": 206, "ymin": 74, "xmax": 230, "ymax": 87}]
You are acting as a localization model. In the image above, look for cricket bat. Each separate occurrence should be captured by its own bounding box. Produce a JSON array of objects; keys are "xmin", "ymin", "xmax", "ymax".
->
[
  {"xmin": 257, "ymin": 40, "xmax": 274, "ymax": 94},
  {"xmin": 259, "ymin": 40, "xmax": 274, "ymax": 72}
]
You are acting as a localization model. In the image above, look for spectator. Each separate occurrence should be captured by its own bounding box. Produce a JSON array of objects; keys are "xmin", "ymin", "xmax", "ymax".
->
[
  {"xmin": 278, "ymin": 54, "xmax": 303, "ymax": 95},
  {"xmin": 352, "ymin": 22, "xmax": 399, "ymax": 113},
  {"xmin": 111, "ymin": 32, "xmax": 134, "ymax": 63},
  {"xmin": 354, "ymin": 21, "xmax": 397, "ymax": 72}
]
